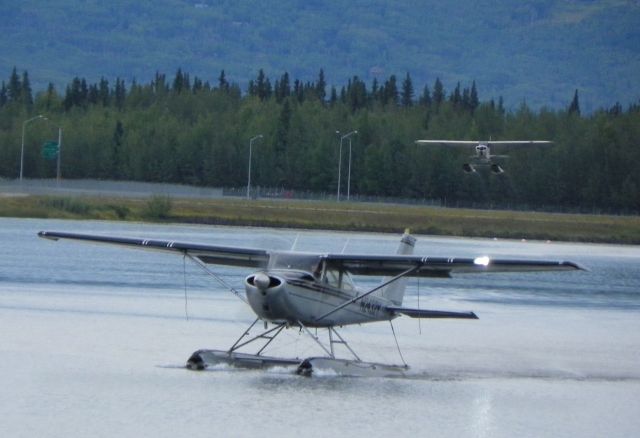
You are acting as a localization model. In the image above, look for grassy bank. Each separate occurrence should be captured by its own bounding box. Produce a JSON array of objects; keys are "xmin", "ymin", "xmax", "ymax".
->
[{"xmin": 1, "ymin": 194, "xmax": 639, "ymax": 244}]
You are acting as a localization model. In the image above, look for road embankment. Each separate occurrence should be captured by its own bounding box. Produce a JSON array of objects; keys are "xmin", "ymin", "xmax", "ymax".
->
[{"xmin": 1, "ymin": 194, "xmax": 638, "ymax": 244}]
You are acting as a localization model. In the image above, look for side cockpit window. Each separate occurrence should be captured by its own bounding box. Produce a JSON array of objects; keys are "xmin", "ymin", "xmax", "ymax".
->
[{"xmin": 323, "ymin": 268, "xmax": 355, "ymax": 291}]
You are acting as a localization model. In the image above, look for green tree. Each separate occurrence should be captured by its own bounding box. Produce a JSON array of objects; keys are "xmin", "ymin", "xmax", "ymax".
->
[
  {"xmin": 568, "ymin": 89, "xmax": 580, "ymax": 115},
  {"xmin": 432, "ymin": 77, "xmax": 445, "ymax": 108},
  {"xmin": 401, "ymin": 72, "xmax": 414, "ymax": 108},
  {"xmin": 21, "ymin": 71, "xmax": 33, "ymax": 107},
  {"xmin": 315, "ymin": 68, "xmax": 327, "ymax": 102},
  {"xmin": 7, "ymin": 67, "xmax": 21, "ymax": 103}
]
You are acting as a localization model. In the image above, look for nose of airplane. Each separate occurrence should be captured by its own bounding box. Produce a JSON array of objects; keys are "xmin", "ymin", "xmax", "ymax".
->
[{"xmin": 254, "ymin": 273, "xmax": 272, "ymax": 290}]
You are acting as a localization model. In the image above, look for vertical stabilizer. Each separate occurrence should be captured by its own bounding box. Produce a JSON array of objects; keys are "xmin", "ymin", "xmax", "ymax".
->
[{"xmin": 381, "ymin": 229, "xmax": 416, "ymax": 305}]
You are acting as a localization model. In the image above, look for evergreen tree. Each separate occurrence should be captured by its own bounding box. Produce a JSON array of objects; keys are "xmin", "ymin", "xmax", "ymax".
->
[
  {"xmin": 111, "ymin": 120, "xmax": 125, "ymax": 177},
  {"xmin": 99, "ymin": 77, "xmax": 110, "ymax": 105},
  {"xmin": 371, "ymin": 78, "xmax": 379, "ymax": 102},
  {"xmin": 470, "ymin": 80, "xmax": 479, "ymax": 111},
  {"xmin": 152, "ymin": 72, "xmax": 166, "ymax": 95},
  {"xmin": 0, "ymin": 82, "xmax": 7, "ymax": 107},
  {"xmin": 87, "ymin": 84, "xmax": 99, "ymax": 105},
  {"xmin": 330, "ymin": 86, "xmax": 338, "ymax": 106},
  {"xmin": 273, "ymin": 99, "xmax": 292, "ymax": 184},
  {"xmin": 21, "ymin": 70, "xmax": 33, "ymax": 107},
  {"xmin": 79, "ymin": 78, "xmax": 89, "ymax": 106},
  {"xmin": 293, "ymin": 79, "xmax": 304, "ymax": 102},
  {"xmin": 114, "ymin": 78, "xmax": 126, "ymax": 109},
  {"xmin": 315, "ymin": 68, "xmax": 326, "ymax": 101},
  {"xmin": 43, "ymin": 83, "xmax": 58, "ymax": 110},
  {"xmin": 347, "ymin": 76, "xmax": 367, "ymax": 111},
  {"xmin": 450, "ymin": 82, "xmax": 461, "ymax": 108},
  {"xmin": 247, "ymin": 80, "xmax": 256, "ymax": 97},
  {"xmin": 400, "ymin": 72, "xmax": 414, "ymax": 108},
  {"xmin": 568, "ymin": 89, "xmax": 580, "ymax": 115},
  {"xmin": 419, "ymin": 84, "xmax": 431, "ymax": 107},
  {"xmin": 432, "ymin": 77, "xmax": 445, "ymax": 107},
  {"xmin": 172, "ymin": 68, "xmax": 188, "ymax": 93},
  {"xmin": 7, "ymin": 67, "xmax": 21, "ymax": 102},
  {"xmin": 382, "ymin": 75, "xmax": 398, "ymax": 106},
  {"xmin": 218, "ymin": 70, "xmax": 229, "ymax": 92},
  {"xmin": 609, "ymin": 102, "xmax": 622, "ymax": 116},
  {"xmin": 255, "ymin": 69, "xmax": 271, "ymax": 101},
  {"xmin": 275, "ymin": 72, "xmax": 290, "ymax": 103},
  {"xmin": 63, "ymin": 77, "xmax": 82, "ymax": 110},
  {"xmin": 462, "ymin": 87, "xmax": 470, "ymax": 111},
  {"xmin": 192, "ymin": 76, "xmax": 203, "ymax": 93}
]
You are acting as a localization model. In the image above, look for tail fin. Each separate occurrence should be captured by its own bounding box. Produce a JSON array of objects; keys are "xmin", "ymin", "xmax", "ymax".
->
[{"xmin": 380, "ymin": 229, "xmax": 416, "ymax": 305}]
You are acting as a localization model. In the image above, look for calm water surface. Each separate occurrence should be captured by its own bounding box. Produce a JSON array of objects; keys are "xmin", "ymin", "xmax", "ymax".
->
[{"xmin": 1, "ymin": 218, "xmax": 639, "ymax": 437}]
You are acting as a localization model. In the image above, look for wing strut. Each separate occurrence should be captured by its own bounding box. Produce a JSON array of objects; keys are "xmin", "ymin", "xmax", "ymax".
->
[
  {"xmin": 186, "ymin": 253, "xmax": 249, "ymax": 305},
  {"xmin": 315, "ymin": 265, "xmax": 420, "ymax": 323}
]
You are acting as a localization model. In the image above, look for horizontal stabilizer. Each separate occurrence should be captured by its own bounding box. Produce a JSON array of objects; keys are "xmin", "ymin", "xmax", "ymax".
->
[{"xmin": 387, "ymin": 306, "xmax": 478, "ymax": 319}]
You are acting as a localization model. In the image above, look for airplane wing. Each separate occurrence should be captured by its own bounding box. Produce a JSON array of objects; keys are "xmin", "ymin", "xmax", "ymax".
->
[
  {"xmin": 322, "ymin": 254, "xmax": 582, "ymax": 278},
  {"xmin": 38, "ymin": 231, "xmax": 270, "ymax": 268},
  {"xmin": 486, "ymin": 140, "xmax": 553, "ymax": 146},
  {"xmin": 38, "ymin": 231, "xmax": 582, "ymax": 275},
  {"xmin": 415, "ymin": 140, "xmax": 553, "ymax": 147},
  {"xmin": 386, "ymin": 306, "xmax": 479, "ymax": 319},
  {"xmin": 415, "ymin": 140, "xmax": 479, "ymax": 146}
]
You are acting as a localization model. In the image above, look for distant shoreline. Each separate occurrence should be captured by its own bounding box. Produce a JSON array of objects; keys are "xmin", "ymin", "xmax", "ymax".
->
[{"xmin": 2, "ymin": 194, "xmax": 638, "ymax": 244}]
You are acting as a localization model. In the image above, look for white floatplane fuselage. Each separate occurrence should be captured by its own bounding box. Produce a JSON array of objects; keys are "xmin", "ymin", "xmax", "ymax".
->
[{"xmin": 246, "ymin": 267, "xmax": 390, "ymax": 327}]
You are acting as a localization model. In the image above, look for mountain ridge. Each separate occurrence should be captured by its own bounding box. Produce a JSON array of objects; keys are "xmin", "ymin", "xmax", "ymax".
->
[{"xmin": 2, "ymin": 0, "xmax": 639, "ymax": 111}]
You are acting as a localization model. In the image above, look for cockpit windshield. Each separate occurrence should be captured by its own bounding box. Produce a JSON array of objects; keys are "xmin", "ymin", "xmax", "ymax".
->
[
  {"xmin": 268, "ymin": 253, "xmax": 356, "ymax": 290},
  {"xmin": 268, "ymin": 253, "xmax": 322, "ymax": 274}
]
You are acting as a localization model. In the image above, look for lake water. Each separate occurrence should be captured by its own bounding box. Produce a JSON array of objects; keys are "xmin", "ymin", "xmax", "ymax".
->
[{"xmin": 1, "ymin": 217, "xmax": 639, "ymax": 437}]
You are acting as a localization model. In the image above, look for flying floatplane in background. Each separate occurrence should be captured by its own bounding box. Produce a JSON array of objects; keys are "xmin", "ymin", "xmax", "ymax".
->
[
  {"xmin": 416, "ymin": 139, "xmax": 553, "ymax": 174},
  {"xmin": 39, "ymin": 229, "xmax": 581, "ymax": 377}
]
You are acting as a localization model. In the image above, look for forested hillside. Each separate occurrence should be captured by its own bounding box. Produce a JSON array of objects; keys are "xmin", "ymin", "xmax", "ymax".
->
[
  {"xmin": 1, "ymin": 0, "xmax": 639, "ymax": 110},
  {"xmin": 1, "ymin": 68, "xmax": 639, "ymax": 213}
]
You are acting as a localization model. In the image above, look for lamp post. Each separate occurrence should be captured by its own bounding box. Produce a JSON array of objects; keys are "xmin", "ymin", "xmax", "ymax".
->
[
  {"xmin": 346, "ymin": 130, "xmax": 358, "ymax": 201},
  {"xmin": 337, "ymin": 130, "xmax": 357, "ymax": 202},
  {"xmin": 20, "ymin": 114, "xmax": 47, "ymax": 181},
  {"xmin": 336, "ymin": 130, "xmax": 341, "ymax": 201},
  {"xmin": 247, "ymin": 134, "xmax": 263, "ymax": 199},
  {"xmin": 55, "ymin": 126, "xmax": 63, "ymax": 184}
]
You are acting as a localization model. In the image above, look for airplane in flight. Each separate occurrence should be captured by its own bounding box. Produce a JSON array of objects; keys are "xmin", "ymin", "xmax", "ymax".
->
[
  {"xmin": 38, "ymin": 229, "xmax": 581, "ymax": 377},
  {"xmin": 416, "ymin": 139, "xmax": 553, "ymax": 174}
]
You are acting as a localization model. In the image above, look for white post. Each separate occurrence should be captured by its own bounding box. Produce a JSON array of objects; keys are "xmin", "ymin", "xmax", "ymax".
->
[
  {"xmin": 19, "ymin": 115, "xmax": 46, "ymax": 181},
  {"xmin": 247, "ymin": 134, "xmax": 263, "ymax": 199},
  {"xmin": 347, "ymin": 137, "xmax": 352, "ymax": 200},
  {"xmin": 339, "ymin": 130, "xmax": 358, "ymax": 202},
  {"xmin": 56, "ymin": 127, "xmax": 63, "ymax": 185},
  {"xmin": 337, "ymin": 136, "xmax": 343, "ymax": 201}
]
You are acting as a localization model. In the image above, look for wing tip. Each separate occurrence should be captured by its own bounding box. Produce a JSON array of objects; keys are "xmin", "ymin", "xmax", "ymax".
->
[
  {"xmin": 564, "ymin": 261, "xmax": 588, "ymax": 271},
  {"xmin": 37, "ymin": 231, "xmax": 59, "ymax": 241}
]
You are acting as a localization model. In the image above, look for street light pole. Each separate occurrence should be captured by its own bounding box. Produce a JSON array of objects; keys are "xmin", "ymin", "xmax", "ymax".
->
[
  {"xmin": 346, "ymin": 131, "xmax": 359, "ymax": 200},
  {"xmin": 247, "ymin": 134, "xmax": 263, "ymax": 199},
  {"xmin": 20, "ymin": 114, "xmax": 47, "ymax": 181},
  {"xmin": 56, "ymin": 127, "xmax": 63, "ymax": 184},
  {"xmin": 338, "ymin": 130, "xmax": 357, "ymax": 202},
  {"xmin": 336, "ymin": 130, "xmax": 342, "ymax": 201}
]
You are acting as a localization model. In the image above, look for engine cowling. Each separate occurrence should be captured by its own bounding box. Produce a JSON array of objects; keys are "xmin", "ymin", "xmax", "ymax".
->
[{"xmin": 245, "ymin": 273, "xmax": 287, "ymax": 321}]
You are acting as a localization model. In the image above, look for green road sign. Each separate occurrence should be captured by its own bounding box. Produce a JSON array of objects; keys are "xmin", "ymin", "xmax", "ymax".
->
[{"xmin": 42, "ymin": 141, "xmax": 59, "ymax": 160}]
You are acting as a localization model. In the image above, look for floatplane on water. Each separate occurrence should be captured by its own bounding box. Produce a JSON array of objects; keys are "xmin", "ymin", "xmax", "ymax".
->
[{"xmin": 39, "ymin": 229, "xmax": 582, "ymax": 376}]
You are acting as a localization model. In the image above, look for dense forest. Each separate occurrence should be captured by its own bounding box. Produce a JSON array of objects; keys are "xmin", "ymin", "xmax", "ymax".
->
[
  {"xmin": 3, "ymin": 0, "xmax": 640, "ymax": 110},
  {"xmin": 1, "ymin": 67, "xmax": 639, "ymax": 213}
]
